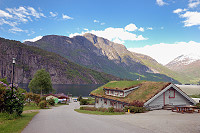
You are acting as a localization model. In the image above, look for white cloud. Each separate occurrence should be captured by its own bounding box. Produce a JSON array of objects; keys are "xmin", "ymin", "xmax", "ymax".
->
[
  {"xmin": 100, "ymin": 22, "xmax": 105, "ymax": 25},
  {"xmin": 94, "ymin": 20, "xmax": 99, "ymax": 23},
  {"xmin": 0, "ymin": 10, "xmax": 12, "ymax": 18},
  {"xmin": 188, "ymin": 0, "xmax": 200, "ymax": 8},
  {"xmin": 173, "ymin": 8, "xmax": 184, "ymax": 14},
  {"xmin": 113, "ymin": 38, "xmax": 125, "ymax": 44},
  {"xmin": 23, "ymin": 36, "xmax": 43, "ymax": 42},
  {"xmin": 62, "ymin": 14, "xmax": 73, "ymax": 20},
  {"xmin": 180, "ymin": 11, "xmax": 200, "ymax": 27},
  {"xmin": 138, "ymin": 27, "xmax": 144, "ymax": 32},
  {"xmin": 6, "ymin": 6, "xmax": 45, "ymax": 23},
  {"xmin": 125, "ymin": 23, "xmax": 138, "ymax": 31},
  {"xmin": 69, "ymin": 24, "xmax": 148, "ymax": 45},
  {"xmin": 0, "ymin": 18, "xmax": 18, "ymax": 27},
  {"xmin": 128, "ymin": 41, "xmax": 200, "ymax": 65},
  {"xmin": 9, "ymin": 27, "xmax": 28, "ymax": 33},
  {"xmin": 156, "ymin": 0, "xmax": 168, "ymax": 6},
  {"xmin": 50, "ymin": 12, "xmax": 57, "ymax": 17},
  {"xmin": 147, "ymin": 27, "xmax": 153, "ymax": 30},
  {"xmin": 83, "ymin": 28, "xmax": 88, "ymax": 31}
]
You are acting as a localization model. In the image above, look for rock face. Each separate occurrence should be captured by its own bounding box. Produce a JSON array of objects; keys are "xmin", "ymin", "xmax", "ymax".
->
[
  {"xmin": 0, "ymin": 37, "xmax": 121, "ymax": 84},
  {"xmin": 24, "ymin": 33, "xmax": 180, "ymax": 83}
]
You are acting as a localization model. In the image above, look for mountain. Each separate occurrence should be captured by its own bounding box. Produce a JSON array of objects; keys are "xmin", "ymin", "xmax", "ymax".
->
[
  {"xmin": 166, "ymin": 54, "xmax": 200, "ymax": 84},
  {"xmin": 0, "ymin": 37, "xmax": 121, "ymax": 84},
  {"xmin": 24, "ymin": 33, "xmax": 180, "ymax": 83}
]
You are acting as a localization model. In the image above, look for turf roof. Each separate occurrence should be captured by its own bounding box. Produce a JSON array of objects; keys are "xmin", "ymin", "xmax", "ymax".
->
[{"xmin": 90, "ymin": 81, "xmax": 171, "ymax": 104}]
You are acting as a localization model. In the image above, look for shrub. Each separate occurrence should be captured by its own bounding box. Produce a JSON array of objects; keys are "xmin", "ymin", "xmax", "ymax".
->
[
  {"xmin": 47, "ymin": 98, "xmax": 55, "ymax": 106},
  {"xmin": 108, "ymin": 107, "xmax": 114, "ymax": 112},
  {"xmin": 38, "ymin": 100, "xmax": 47, "ymax": 109},
  {"xmin": 33, "ymin": 94, "xmax": 41, "ymax": 105},
  {"xmin": 80, "ymin": 106, "xmax": 98, "ymax": 111},
  {"xmin": 80, "ymin": 99, "xmax": 89, "ymax": 105},
  {"xmin": 129, "ymin": 100, "xmax": 144, "ymax": 107},
  {"xmin": 98, "ymin": 107, "xmax": 108, "ymax": 112},
  {"xmin": 40, "ymin": 96, "xmax": 46, "ymax": 101},
  {"xmin": 114, "ymin": 108, "xmax": 124, "ymax": 112},
  {"xmin": 78, "ymin": 95, "xmax": 82, "ymax": 101},
  {"xmin": 124, "ymin": 106, "xmax": 146, "ymax": 113},
  {"xmin": 196, "ymin": 103, "xmax": 200, "ymax": 109},
  {"xmin": 0, "ymin": 81, "xmax": 25, "ymax": 116}
]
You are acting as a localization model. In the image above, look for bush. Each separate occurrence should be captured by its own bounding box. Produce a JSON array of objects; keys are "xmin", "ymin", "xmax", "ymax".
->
[
  {"xmin": 77, "ymin": 95, "xmax": 82, "ymax": 101},
  {"xmin": 124, "ymin": 106, "xmax": 146, "ymax": 113},
  {"xmin": 98, "ymin": 107, "xmax": 108, "ymax": 112},
  {"xmin": 108, "ymin": 107, "xmax": 114, "ymax": 112},
  {"xmin": 80, "ymin": 106, "xmax": 98, "ymax": 111},
  {"xmin": 114, "ymin": 108, "xmax": 124, "ymax": 112},
  {"xmin": 196, "ymin": 103, "xmax": 200, "ymax": 109},
  {"xmin": 40, "ymin": 96, "xmax": 46, "ymax": 101},
  {"xmin": 38, "ymin": 100, "xmax": 47, "ymax": 109},
  {"xmin": 129, "ymin": 101, "xmax": 144, "ymax": 107},
  {"xmin": 80, "ymin": 99, "xmax": 89, "ymax": 105},
  {"xmin": 47, "ymin": 98, "xmax": 55, "ymax": 106},
  {"xmin": 0, "ymin": 81, "xmax": 25, "ymax": 116}
]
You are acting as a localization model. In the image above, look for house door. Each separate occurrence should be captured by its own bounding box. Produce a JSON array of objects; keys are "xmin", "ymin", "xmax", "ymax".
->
[{"xmin": 164, "ymin": 91, "xmax": 170, "ymax": 105}]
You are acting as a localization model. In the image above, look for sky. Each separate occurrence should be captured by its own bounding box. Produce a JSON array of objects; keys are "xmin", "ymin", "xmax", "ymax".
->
[{"xmin": 0, "ymin": 0, "xmax": 200, "ymax": 65}]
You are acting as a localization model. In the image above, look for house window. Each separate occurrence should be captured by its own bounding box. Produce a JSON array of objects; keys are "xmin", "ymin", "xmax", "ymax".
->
[
  {"xmin": 169, "ymin": 89, "xmax": 175, "ymax": 98},
  {"xmin": 104, "ymin": 99, "xmax": 107, "ymax": 104},
  {"xmin": 96, "ymin": 98, "xmax": 99, "ymax": 103},
  {"xmin": 119, "ymin": 91, "xmax": 124, "ymax": 96}
]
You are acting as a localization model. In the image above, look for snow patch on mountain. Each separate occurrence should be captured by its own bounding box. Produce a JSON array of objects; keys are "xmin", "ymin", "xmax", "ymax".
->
[{"xmin": 172, "ymin": 53, "xmax": 200, "ymax": 65}]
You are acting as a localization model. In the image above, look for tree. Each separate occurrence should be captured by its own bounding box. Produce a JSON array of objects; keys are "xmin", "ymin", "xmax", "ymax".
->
[{"xmin": 28, "ymin": 69, "xmax": 53, "ymax": 95}]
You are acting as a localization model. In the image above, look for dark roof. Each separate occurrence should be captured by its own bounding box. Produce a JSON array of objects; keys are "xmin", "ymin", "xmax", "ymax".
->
[{"xmin": 44, "ymin": 93, "xmax": 68, "ymax": 99}]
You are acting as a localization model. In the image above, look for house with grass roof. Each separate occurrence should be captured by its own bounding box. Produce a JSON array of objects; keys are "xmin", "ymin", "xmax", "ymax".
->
[{"xmin": 90, "ymin": 81, "xmax": 196, "ymax": 110}]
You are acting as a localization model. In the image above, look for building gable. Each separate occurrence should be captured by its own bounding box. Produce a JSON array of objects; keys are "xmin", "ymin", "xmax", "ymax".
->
[{"xmin": 144, "ymin": 84, "xmax": 196, "ymax": 107}]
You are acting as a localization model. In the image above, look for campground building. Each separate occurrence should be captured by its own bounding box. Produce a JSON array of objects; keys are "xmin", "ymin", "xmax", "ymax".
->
[{"xmin": 90, "ymin": 81, "xmax": 196, "ymax": 110}]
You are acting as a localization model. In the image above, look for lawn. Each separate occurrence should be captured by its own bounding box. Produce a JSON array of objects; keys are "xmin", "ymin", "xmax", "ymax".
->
[
  {"xmin": 0, "ymin": 112, "xmax": 38, "ymax": 133},
  {"xmin": 74, "ymin": 109, "xmax": 125, "ymax": 115},
  {"xmin": 23, "ymin": 103, "xmax": 40, "ymax": 111}
]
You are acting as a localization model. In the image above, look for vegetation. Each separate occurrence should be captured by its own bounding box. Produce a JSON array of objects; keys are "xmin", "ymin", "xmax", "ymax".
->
[
  {"xmin": 91, "ymin": 81, "xmax": 170, "ymax": 104},
  {"xmin": 79, "ymin": 97, "xmax": 95, "ymax": 105},
  {"xmin": 0, "ymin": 112, "xmax": 38, "ymax": 133},
  {"xmin": 75, "ymin": 107, "xmax": 125, "ymax": 115},
  {"xmin": 104, "ymin": 80, "xmax": 143, "ymax": 89},
  {"xmin": 38, "ymin": 100, "xmax": 48, "ymax": 109},
  {"xmin": 28, "ymin": 69, "xmax": 53, "ymax": 95},
  {"xmin": 124, "ymin": 106, "xmax": 147, "ymax": 113},
  {"xmin": 23, "ymin": 102, "xmax": 40, "ymax": 111},
  {"xmin": 0, "ymin": 79, "xmax": 26, "ymax": 116},
  {"xmin": 190, "ymin": 94, "xmax": 200, "ymax": 98},
  {"xmin": 47, "ymin": 98, "xmax": 55, "ymax": 106}
]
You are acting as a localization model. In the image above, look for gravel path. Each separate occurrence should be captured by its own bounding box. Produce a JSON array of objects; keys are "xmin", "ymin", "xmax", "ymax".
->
[{"xmin": 22, "ymin": 102, "xmax": 200, "ymax": 133}]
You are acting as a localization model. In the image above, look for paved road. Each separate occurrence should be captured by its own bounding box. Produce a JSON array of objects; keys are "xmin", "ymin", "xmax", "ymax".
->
[{"xmin": 22, "ymin": 102, "xmax": 152, "ymax": 133}]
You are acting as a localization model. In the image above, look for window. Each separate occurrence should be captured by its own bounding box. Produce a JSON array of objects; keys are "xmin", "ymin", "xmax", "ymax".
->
[
  {"xmin": 104, "ymin": 99, "xmax": 107, "ymax": 104},
  {"xmin": 169, "ymin": 89, "xmax": 175, "ymax": 98},
  {"xmin": 96, "ymin": 98, "xmax": 99, "ymax": 103}
]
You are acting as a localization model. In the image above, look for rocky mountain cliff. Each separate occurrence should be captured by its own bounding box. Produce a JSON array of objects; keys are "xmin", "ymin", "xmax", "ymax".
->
[
  {"xmin": 166, "ymin": 54, "xmax": 200, "ymax": 83},
  {"xmin": 0, "ymin": 37, "xmax": 121, "ymax": 84},
  {"xmin": 24, "ymin": 33, "xmax": 180, "ymax": 83}
]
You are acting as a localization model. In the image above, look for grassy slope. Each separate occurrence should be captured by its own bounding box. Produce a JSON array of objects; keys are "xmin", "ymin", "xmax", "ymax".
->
[{"xmin": 132, "ymin": 52, "xmax": 190, "ymax": 84}]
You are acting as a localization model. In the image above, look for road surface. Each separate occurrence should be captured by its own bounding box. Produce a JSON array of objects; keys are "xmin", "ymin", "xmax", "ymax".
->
[{"xmin": 22, "ymin": 102, "xmax": 152, "ymax": 133}]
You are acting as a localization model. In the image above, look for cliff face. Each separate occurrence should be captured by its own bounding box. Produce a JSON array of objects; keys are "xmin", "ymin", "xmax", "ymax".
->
[
  {"xmin": 24, "ymin": 33, "xmax": 180, "ymax": 83},
  {"xmin": 0, "ymin": 37, "xmax": 121, "ymax": 84}
]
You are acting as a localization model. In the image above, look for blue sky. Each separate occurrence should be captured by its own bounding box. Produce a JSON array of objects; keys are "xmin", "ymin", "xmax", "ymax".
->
[{"xmin": 1, "ymin": 0, "xmax": 200, "ymax": 64}]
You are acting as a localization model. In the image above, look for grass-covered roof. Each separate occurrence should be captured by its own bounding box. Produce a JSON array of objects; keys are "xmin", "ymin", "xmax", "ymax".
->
[{"xmin": 90, "ymin": 81, "xmax": 171, "ymax": 104}]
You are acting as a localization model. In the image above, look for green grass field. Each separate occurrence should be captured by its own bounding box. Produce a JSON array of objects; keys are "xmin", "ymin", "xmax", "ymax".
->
[{"xmin": 0, "ymin": 112, "xmax": 38, "ymax": 133}]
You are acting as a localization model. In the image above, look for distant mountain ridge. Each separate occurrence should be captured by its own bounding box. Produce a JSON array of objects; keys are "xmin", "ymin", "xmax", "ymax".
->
[
  {"xmin": 166, "ymin": 54, "xmax": 200, "ymax": 83},
  {"xmin": 24, "ymin": 33, "xmax": 180, "ymax": 83},
  {"xmin": 0, "ymin": 37, "xmax": 121, "ymax": 84}
]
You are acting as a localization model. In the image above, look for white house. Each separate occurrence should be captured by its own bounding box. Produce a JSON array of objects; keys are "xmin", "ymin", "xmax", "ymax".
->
[{"xmin": 90, "ymin": 81, "xmax": 196, "ymax": 110}]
